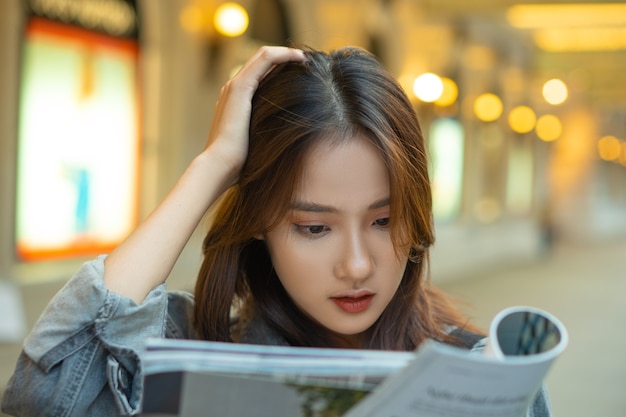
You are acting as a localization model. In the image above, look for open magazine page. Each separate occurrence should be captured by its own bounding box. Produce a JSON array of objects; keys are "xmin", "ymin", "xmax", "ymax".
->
[
  {"xmin": 139, "ymin": 306, "xmax": 567, "ymax": 417},
  {"xmin": 143, "ymin": 371, "xmax": 371, "ymax": 417},
  {"xmin": 140, "ymin": 340, "xmax": 413, "ymax": 416},
  {"xmin": 344, "ymin": 306, "xmax": 568, "ymax": 417}
]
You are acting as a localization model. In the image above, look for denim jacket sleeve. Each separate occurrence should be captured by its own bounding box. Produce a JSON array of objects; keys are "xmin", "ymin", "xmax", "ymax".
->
[{"xmin": 1, "ymin": 255, "xmax": 194, "ymax": 417}]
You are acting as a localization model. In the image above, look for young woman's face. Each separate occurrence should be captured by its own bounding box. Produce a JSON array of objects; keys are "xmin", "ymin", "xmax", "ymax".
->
[{"xmin": 263, "ymin": 135, "xmax": 408, "ymax": 347}]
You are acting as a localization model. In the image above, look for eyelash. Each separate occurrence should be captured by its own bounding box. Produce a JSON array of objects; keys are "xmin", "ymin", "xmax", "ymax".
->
[{"xmin": 293, "ymin": 217, "xmax": 390, "ymax": 238}]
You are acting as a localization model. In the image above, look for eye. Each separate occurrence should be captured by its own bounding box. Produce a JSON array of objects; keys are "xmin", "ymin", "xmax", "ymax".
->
[
  {"xmin": 374, "ymin": 217, "xmax": 390, "ymax": 228},
  {"xmin": 307, "ymin": 225, "xmax": 327, "ymax": 234},
  {"xmin": 294, "ymin": 224, "xmax": 330, "ymax": 237}
]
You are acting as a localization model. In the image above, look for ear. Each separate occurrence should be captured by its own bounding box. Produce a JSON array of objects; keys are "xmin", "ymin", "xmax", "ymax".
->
[{"xmin": 254, "ymin": 233, "xmax": 265, "ymax": 240}]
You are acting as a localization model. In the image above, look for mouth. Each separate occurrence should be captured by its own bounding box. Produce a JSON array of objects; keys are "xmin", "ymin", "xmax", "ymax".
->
[{"xmin": 330, "ymin": 290, "xmax": 375, "ymax": 314}]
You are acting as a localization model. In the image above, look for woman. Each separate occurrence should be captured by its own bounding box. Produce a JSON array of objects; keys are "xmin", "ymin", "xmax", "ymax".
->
[
  {"xmin": 195, "ymin": 45, "xmax": 475, "ymax": 350},
  {"xmin": 2, "ymin": 46, "xmax": 550, "ymax": 416}
]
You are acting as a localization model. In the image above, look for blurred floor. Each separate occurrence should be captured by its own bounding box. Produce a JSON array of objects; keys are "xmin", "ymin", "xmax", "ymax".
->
[{"xmin": 1, "ymin": 237, "xmax": 625, "ymax": 416}]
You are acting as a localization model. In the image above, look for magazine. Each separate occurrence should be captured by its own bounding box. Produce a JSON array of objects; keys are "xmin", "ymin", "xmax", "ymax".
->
[{"xmin": 139, "ymin": 305, "xmax": 568, "ymax": 417}]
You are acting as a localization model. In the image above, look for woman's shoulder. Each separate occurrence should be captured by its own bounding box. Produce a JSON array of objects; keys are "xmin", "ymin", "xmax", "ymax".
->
[
  {"xmin": 229, "ymin": 301, "xmax": 289, "ymax": 346},
  {"xmin": 165, "ymin": 290, "xmax": 197, "ymax": 339},
  {"xmin": 163, "ymin": 292, "xmax": 288, "ymax": 344}
]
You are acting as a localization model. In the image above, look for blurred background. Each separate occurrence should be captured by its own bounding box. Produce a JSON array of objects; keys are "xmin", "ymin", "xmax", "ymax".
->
[{"xmin": 0, "ymin": 0, "xmax": 625, "ymax": 415}]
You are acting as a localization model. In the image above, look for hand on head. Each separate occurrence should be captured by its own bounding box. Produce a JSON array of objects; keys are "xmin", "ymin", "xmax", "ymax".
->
[{"xmin": 204, "ymin": 46, "xmax": 307, "ymax": 187}]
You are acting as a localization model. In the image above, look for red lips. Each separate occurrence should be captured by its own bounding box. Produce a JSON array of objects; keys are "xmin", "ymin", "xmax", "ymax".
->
[{"xmin": 331, "ymin": 293, "xmax": 374, "ymax": 313}]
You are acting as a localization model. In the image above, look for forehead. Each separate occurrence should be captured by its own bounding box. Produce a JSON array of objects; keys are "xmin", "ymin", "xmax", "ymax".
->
[{"xmin": 293, "ymin": 134, "xmax": 390, "ymax": 206}]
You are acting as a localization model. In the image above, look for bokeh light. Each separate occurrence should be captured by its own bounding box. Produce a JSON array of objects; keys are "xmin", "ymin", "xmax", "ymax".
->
[
  {"xmin": 597, "ymin": 135, "xmax": 621, "ymax": 161},
  {"xmin": 508, "ymin": 105, "xmax": 536, "ymax": 134},
  {"xmin": 542, "ymin": 78, "xmax": 568, "ymax": 105},
  {"xmin": 535, "ymin": 114, "xmax": 562, "ymax": 142},
  {"xmin": 473, "ymin": 93, "xmax": 503, "ymax": 122},
  {"xmin": 214, "ymin": 2, "xmax": 249, "ymax": 37},
  {"xmin": 413, "ymin": 73, "xmax": 443, "ymax": 103},
  {"xmin": 434, "ymin": 77, "xmax": 459, "ymax": 107}
]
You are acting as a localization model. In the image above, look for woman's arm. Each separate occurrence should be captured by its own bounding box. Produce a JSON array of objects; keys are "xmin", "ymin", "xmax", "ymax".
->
[
  {"xmin": 103, "ymin": 46, "xmax": 306, "ymax": 304},
  {"xmin": 1, "ymin": 47, "xmax": 306, "ymax": 417}
]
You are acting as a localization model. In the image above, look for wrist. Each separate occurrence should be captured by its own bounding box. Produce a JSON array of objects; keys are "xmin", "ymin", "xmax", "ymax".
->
[{"xmin": 195, "ymin": 144, "xmax": 243, "ymax": 189}]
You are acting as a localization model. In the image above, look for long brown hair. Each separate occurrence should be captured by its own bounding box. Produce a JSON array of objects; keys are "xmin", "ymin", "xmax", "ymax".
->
[{"xmin": 194, "ymin": 47, "xmax": 477, "ymax": 350}]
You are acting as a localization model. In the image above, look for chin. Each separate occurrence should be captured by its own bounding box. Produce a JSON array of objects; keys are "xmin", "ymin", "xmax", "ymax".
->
[{"xmin": 327, "ymin": 320, "xmax": 375, "ymax": 338}]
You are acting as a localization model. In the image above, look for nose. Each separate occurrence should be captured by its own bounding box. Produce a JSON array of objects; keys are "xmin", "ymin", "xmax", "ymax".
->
[{"xmin": 334, "ymin": 231, "xmax": 375, "ymax": 283}]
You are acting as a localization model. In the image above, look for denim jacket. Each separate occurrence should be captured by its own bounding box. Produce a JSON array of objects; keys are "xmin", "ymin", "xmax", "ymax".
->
[{"xmin": 1, "ymin": 256, "xmax": 552, "ymax": 416}]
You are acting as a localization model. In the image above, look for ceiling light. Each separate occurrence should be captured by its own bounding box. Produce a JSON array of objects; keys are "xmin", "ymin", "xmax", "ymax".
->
[{"xmin": 507, "ymin": 4, "xmax": 626, "ymax": 29}]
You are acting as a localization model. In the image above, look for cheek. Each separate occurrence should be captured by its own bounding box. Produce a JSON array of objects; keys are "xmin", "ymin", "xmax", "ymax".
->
[
  {"xmin": 376, "ymin": 236, "xmax": 408, "ymax": 273},
  {"xmin": 389, "ymin": 260, "xmax": 408, "ymax": 291},
  {"xmin": 380, "ymin": 248, "xmax": 409, "ymax": 297},
  {"xmin": 265, "ymin": 234, "xmax": 318, "ymax": 285},
  {"xmin": 273, "ymin": 246, "xmax": 329, "ymax": 290}
]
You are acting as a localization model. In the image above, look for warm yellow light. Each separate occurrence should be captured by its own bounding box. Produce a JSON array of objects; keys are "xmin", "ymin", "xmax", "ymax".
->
[
  {"xmin": 507, "ymin": 4, "xmax": 626, "ymax": 28},
  {"xmin": 214, "ymin": 2, "xmax": 249, "ymax": 37},
  {"xmin": 598, "ymin": 135, "xmax": 622, "ymax": 161},
  {"xmin": 413, "ymin": 73, "xmax": 443, "ymax": 103},
  {"xmin": 435, "ymin": 77, "xmax": 458, "ymax": 107},
  {"xmin": 397, "ymin": 74, "xmax": 416, "ymax": 99},
  {"xmin": 180, "ymin": 5, "xmax": 206, "ymax": 33},
  {"xmin": 620, "ymin": 143, "xmax": 626, "ymax": 166},
  {"xmin": 508, "ymin": 105, "xmax": 536, "ymax": 134},
  {"xmin": 473, "ymin": 93, "xmax": 503, "ymax": 122},
  {"xmin": 535, "ymin": 114, "xmax": 562, "ymax": 142},
  {"xmin": 543, "ymin": 79, "xmax": 568, "ymax": 105},
  {"xmin": 534, "ymin": 27, "xmax": 626, "ymax": 52},
  {"xmin": 508, "ymin": 4, "xmax": 626, "ymax": 51}
]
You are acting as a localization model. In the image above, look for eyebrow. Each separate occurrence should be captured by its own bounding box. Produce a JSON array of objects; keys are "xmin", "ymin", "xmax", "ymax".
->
[{"xmin": 291, "ymin": 197, "xmax": 390, "ymax": 213}]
